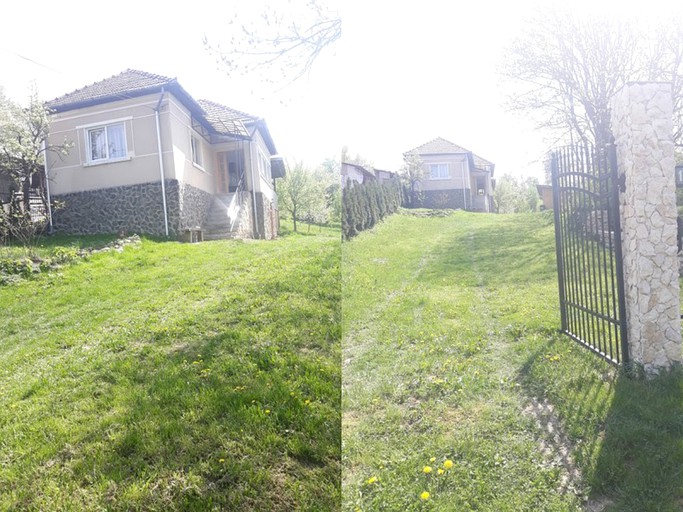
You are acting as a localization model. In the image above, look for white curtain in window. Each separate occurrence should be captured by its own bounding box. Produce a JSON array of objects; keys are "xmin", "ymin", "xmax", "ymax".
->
[
  {"xmin": 107, "ymin": 123, "xmax": 126, "ymax": 158},
  {"xmin": 89, "ymin": 128, "xmax": 106, "ymax": 160}
]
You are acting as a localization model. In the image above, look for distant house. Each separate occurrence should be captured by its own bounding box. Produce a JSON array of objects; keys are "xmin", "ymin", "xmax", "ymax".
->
[
  {"xmin": 374, "ymin": 168, "xmax": 396, "ymax": 183},
  {"xmin": 406, "ymin": 137, "xmax": 495, "ymax": 212},
  {"xmin": 45, "ymin": 69, "xmax": 285, "ymax": 239},
  {"xmin": 341, "ymin": 162, "xmax": 376, "ymax": 188}
]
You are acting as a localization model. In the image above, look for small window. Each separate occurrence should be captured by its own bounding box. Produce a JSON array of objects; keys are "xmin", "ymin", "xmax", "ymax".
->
[
  {"xmin": 258, "ymin": 151, "xmax": 271, "ymax": 180},
  {"xmin": 87, "ymin": 122, "xmax": 127, "ymax": 162},
  {"xmin": 191, "ymin": 135, "xmax": 203, "ymax": 167},
  {"xmin": 429, "ymin": 163, "xmax": 449, "ymax": 179}
]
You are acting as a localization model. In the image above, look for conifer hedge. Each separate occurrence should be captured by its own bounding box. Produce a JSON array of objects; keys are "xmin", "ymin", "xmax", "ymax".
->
[{"xmin": 342, "ymin": 177, "xmax": 403, "ymax": 239}]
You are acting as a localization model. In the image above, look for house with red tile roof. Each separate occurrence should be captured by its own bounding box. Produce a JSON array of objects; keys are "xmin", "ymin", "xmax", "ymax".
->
[
  {"xmin": 405, "ymin": 137, "xmax": 495, "ymax": 212},
  {"xmin": 45, "ymin": 69, "xmax": 285, "ymax": 239}
]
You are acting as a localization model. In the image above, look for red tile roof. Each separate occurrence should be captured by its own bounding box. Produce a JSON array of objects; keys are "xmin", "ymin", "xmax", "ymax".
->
[
  {"xmin": 45, "ymin": 69, "xmax": 255, "ymax": 140},
  {"xmin": 407, "ymin": 137, "xmax": 495, "ymax": 174},
  {"xmin": 46, "ymin": 69, "xmax": 175, "ymax": 110}
]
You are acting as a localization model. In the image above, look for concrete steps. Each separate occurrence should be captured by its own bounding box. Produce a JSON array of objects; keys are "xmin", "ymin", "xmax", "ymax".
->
[{"xmin": 203, "ymin": 193, "xmax": 239, "ymax": 240}]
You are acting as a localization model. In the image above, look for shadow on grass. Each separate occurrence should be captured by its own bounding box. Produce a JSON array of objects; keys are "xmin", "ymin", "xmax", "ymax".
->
[
  {"xmin": 518, "ymin": 335, "xmax": 683, "ymax": 511},
  {"xmin": 589, "ymin": 368, "xmax": 683, "ymax": 511}
]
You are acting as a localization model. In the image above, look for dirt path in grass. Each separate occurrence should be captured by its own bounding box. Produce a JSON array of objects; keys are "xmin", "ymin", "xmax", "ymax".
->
[
  {"xmin": 343, "ymin": 213, "xmax": 597, "ymax": 510},
  {"xmin": 464, "ymin": 229, "xmax": 588, "ymax": 502}
]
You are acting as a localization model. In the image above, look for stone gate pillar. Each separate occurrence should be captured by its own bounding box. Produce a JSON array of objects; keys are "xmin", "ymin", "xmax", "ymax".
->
[{"xmin": 610, "ymin": 82, "xmax": 681, "ymax": 373}]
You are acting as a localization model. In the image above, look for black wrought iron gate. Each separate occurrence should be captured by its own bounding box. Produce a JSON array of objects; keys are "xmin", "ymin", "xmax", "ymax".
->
[{"xmin": 550, "ymin": 143, "xmax": 629, "ymax": 365}]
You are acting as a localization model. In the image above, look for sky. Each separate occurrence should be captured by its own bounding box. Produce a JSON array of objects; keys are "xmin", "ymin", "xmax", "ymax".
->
[{"xmin": 1, "ymin": 0, "xmax": 681, "ymax": 182}]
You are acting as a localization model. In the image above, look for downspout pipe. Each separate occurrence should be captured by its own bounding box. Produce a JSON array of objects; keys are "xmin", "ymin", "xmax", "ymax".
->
[
  {"xmin": 41, "ymin": 140, "xmax": 53, "ymax": 234},
  {"xmin": 247, "ymin": 138, "xmax": 261, "ymax": 239},
  {"xmin": 154, "ymin": 88, "xmax": 169, "ymax": 237}
]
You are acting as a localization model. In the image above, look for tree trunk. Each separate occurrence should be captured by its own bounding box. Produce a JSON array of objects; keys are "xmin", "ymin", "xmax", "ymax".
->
[{"xmin": 22, "ymin": 176, "xmax": 31, "ymax": 213}]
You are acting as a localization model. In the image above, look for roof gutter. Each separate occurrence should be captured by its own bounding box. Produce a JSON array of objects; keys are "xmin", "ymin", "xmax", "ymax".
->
[{"xmin": 154, "ymin": 88, "xmax": 169, "ymax": 237}]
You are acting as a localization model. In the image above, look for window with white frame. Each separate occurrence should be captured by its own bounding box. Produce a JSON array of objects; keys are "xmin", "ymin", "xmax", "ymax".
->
[
  {"xmin": 258, "ymin": 150, "xmax": 271, "ymax": 180},
  {"xmin": 429, "ymin": 163, "xmax": 449, "ymax": 179},
  {"xmin": 87, "ymin": 122, "xmax": 127, "ymax": 162},
  {"xmin": 191, "ymin": 135, "xmax": 203, "ymax": 168}
]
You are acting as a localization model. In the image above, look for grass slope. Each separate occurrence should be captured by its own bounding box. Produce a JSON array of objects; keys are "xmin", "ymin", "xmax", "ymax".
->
[
  {"xmin": 342, "ymin": 210, "xmax": 683, "ymax": 512},
  {"xmin": 0, "ymin": 231, "xmax": 340, "ymax": 511}
]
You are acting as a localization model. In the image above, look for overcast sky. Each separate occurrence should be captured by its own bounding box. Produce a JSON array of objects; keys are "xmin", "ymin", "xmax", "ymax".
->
[{"xmin": 1, "ymin": 0, "xmax": 681, "ymax": 182}]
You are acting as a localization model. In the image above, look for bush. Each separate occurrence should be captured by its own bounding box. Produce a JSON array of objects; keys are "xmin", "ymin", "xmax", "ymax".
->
[{"xmin": 342, "ymin": 177, "xmax": 402, "ymax": 240}]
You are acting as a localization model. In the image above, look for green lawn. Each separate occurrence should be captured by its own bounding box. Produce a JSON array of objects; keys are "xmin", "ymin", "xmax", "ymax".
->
[
  {"xmin": 0, "ymin": 229, "xmax": 340, "ymax": 511},
  {"xmin": 343, "ymin": 210, "xmax": 683, "ymax": 511}
]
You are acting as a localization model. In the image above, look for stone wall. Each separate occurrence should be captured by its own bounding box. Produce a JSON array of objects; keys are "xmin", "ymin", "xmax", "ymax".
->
[
  {"xmin": 53, "ymin": 181, "xmax": 175, "ymax": 236},
  {"xmin": 233, "ymin": 192, "xmax": 254, "ymax": 239},
  {"xmin": 255, "ymin": 192, "xmax": 279, "ymax": 239},
  {"xmin": 610, "ymin": 82, "xmax": 681, "ymax": 372},
  {"xmin": 52, "ymin": 180, "xmax": 214, "ymax": 237},
  {"xmin": 177, "ymin": 182, "xmax": 213, "ymax": 231},
  {"xmin": 421, "ymin": 189, "xmax": 470, "ymax": 210}
]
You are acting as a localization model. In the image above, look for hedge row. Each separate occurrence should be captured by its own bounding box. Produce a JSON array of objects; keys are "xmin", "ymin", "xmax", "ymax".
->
[{"xmin": 342, "ymin": 178, "xmax": 403, "ymax": 240}]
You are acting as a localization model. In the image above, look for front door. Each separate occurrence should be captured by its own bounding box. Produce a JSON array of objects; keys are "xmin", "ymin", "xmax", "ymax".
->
[
  {"xmin": 216, "ymin": 151, "xmax": 243, "ymax": 194},
  {"xmin": 216, "ymin": 152, "xmax": 230, "ymax": 194}
]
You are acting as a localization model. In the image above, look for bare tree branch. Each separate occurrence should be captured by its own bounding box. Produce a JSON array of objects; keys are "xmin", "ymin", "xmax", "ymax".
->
[
  {"xmin": 502, "ymin": 8, "xmax": 680, "ymax": 150},
  {"xmin": 205, "ymin": 1, "xmax": 340, "ymax": 89}
]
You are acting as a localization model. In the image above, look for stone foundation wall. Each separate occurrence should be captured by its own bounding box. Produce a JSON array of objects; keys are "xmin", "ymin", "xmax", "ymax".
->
[
  {"xmin": 178, "ymin": 182, "xmax": 213, "ymax": 231},
  {"xmin": 611, "ymin": 82, "xmax": 681, "ymax": 372},
  {"xmin": 255, "ymin": 192, "xmax": 278, "ymax": 239},
  {"xmin": 233, "ymin": 192, "xmax": 254, "ymax": 239},
  {"xmin": 52, "ymin": 180, "xmax": 214, "ymax": 237},
  {"xmin": 53, "ymin": 181, "xmax": 176, "ymax": 236},
  {"xmin": 421, "ymin": 189, "xmax": 470, "ymax": 210}
]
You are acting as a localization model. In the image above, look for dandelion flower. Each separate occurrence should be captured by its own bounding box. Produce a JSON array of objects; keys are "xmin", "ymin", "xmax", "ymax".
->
[
  {"xmin": 423, "ymin": 466, "xmax": 432, "ymax": 474},
  {"xmin": 366, "ymin": 476, "xmax": 378, "ymax": 485},
  {"xmin": 420, "ymin": 491, "xmax": 430, "ymax": 500},
  {"xmin": 265, "ymin": 409, "xmax": 271, "ymax": 414},
  {"xmin": 429, "ymin": 457, "xmax": 436, "ymax": 463},
  {"xmin": 444, "ymin": 459, "xmax": 453, "ymax": 469},
  {"xmin": 437, "ymin": 468, "xmax": 444, "ymax": 475},
  {"xmin": 219, "ymin": 458, "xmax": 225, "ymax": 463}
]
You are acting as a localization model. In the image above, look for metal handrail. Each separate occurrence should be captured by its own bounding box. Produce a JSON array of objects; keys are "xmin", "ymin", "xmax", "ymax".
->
[{"xmin": 227, "ymin": 171, "xmax": 247, "ymax": 231}]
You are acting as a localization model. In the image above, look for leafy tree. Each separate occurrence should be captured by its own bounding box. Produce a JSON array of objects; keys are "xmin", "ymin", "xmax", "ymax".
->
[
  {"xmin": 399, "ymin": 150, "xmax": 425, "ymax": 207},
  {"xmin": 318, "ymin": 157, "xmax": 341, "ymax": 224},
  {"xmin": 504, "ymin": 9, "xmax": 683, "ymax": 147},
  {"xmin": 0, "ymin": 87, "xmax": 71, "ymax": 240},
  {"xmin": 278, "ymin": 161, "xmax": 316, "ymax": 232},
  {"xmin": 493, "ymin": 174, "xmax": 539, "ymax": 214}
]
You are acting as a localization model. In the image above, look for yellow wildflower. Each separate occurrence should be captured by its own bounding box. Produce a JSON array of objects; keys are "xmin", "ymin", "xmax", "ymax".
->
[
  {"xmin": 420, "ymin": 491, "xmax": 430, "ymax": 501},
  {"xmin": 429, "ymin": 457, "xmax": 436, "ymax": 462},
  {"xmin": 437, "ymin": 468, "xmax": 445, "ymax": 475},
  {"xmin": 423, "ymin": 466, "xmax": 432, "ymax": 474},
  {"xmin": 366, "ymin": 476, "xmax": 378, "ymax": 485},
  {"xmin": 444, "ymin": 459, "xmax": 454, "ymax": 469}
]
